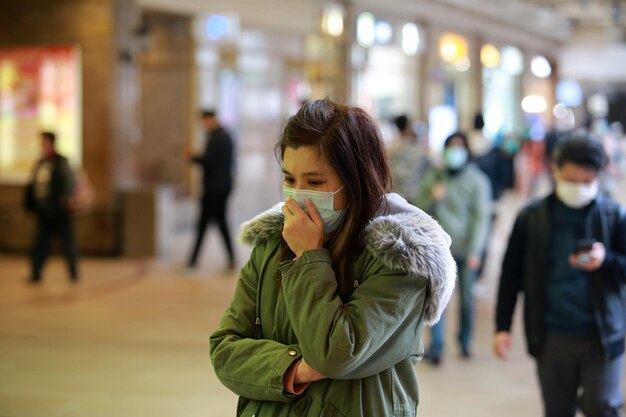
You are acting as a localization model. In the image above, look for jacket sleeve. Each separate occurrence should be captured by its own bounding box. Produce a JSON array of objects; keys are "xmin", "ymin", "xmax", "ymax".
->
[
  {"xmin": 59, "ymin": 158, "xmax": 76, "ymax": 204},
  {"xmin": 495, "ymin": 208, "xmax": 527, "ymax": 332},
  {"xmin": 191, "ymin": 132, "xmax": 213, "ymax": 167},
  {"xmin": 191, "ymin": 136, "xmax": 213, "ymax": 168},
  {"xmin": 466, "ymin": 171, "xmax": 492, "ymax": 258},
  {"xmin": 192, "ymin": 131, "xmax": 231, "ymax": 171},
  {"xmin": 600, "ymin": 205, "xmax": 626, "ymax": 284},
  {"xmin": 209, "ymin": 244, "xmax": 301, "ymax": 402},
  {"xmin": 278, "ymin": 249, "xmax": 428, "ymax": 380}
]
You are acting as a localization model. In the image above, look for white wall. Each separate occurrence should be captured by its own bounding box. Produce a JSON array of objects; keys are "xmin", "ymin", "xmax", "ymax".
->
[{"xmin": 559, "ymin": 44, "xmax": 626, "ymax": 83}]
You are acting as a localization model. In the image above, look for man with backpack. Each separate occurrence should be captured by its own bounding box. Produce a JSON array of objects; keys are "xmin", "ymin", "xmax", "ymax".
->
[{"xmin": 494, "ymin": 135, "xmax": 626, "ymax": 417}]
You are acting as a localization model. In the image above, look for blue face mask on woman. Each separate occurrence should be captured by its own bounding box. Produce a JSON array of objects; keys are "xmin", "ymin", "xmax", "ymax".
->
[
  {"xmin": 443, "ymin": 147, "xmax": 469, "ymax": 170},
  {"xmin": 283, "ymin": 186, "xmax": 346, "ymax": 233}
]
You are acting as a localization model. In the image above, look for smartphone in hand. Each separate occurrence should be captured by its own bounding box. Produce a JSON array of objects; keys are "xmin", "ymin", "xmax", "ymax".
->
[{"xmin": 575, "ymin": 238, "xmax": 597, "ymax": 264}]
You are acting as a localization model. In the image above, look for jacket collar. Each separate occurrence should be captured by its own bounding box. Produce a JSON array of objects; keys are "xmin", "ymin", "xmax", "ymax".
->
[{"xmin": 239, "ymin": 193, "xmax": 456, "ymax": 325}]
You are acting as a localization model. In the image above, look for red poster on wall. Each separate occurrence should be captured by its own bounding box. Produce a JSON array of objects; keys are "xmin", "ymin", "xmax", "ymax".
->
[{"xmin": 0, "ymin": 45, "xmax": 81, "ymax": 182}]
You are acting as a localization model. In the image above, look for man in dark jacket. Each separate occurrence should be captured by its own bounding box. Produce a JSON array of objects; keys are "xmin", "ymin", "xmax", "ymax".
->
[
  {"xmin": 186, "ymin": 109, "xmax": 235, "ymax": 269},
  {"xmin": 25, "ymin": 131, "xmax": 78, "ymax": 283},
  {"xmin": 494, "ymin": 136, "xmax": 626, "ymax": 417}
]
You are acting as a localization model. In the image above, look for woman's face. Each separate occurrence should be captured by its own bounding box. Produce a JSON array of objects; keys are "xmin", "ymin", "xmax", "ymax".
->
[{"xmin": 282, "ymin": 146, "xmax": 347, "ymax": 211}]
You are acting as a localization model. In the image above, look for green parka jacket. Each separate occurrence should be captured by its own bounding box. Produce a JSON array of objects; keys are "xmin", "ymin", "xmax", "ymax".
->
[{"xmin": 210, "ymin": 193, "xmax": 456, "ymax": 417}]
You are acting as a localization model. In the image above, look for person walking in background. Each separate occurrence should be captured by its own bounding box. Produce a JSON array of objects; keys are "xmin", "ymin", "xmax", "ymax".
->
[
  {"xmin": 469, "ymin": 112, "xmax": 501, "ymax": 200},
  {"xmin": 414, "ymin": 132, "xmax": 492, "ymax": 364},
  {"xmin": 494, "ymin": 136, "xmax": 626, "ymax": 417},
  {"xmin": 24, "ymin": 131, "xmax": 78, "ymax": 284},
  {"xmin": 387, "ymin": 114, "xmax": 429, "ymax": 202},
  {"xmin": 186, "ymin": 109, "xmax": 236, "ymax": 269},
  {"xmin": 210, "ymin": 99, "xmax": 456, "ymax": 416}
]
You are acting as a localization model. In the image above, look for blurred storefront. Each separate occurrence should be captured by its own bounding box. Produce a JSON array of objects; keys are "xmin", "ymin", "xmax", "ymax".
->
[
  {"xmin": 0, "ymin": 0, "xmax": 581, "ymax": 258},
  {"xmin": 192, "ymin": 9, "xmax": 348, "ymax": 217},
  {"xmin": 0, "ymin": 0, "xmax": 146, "ymax": 254},
  {"xmin": 481, "ymin": 44, "xmax": 524, "ymax": 141},
  {"xmin": 424, "ymin": 30, "xmax": 476, "ymax": 151},
  {"xmin": 349, "ymin": 9, "xmax": 424, "ymax": 140}
]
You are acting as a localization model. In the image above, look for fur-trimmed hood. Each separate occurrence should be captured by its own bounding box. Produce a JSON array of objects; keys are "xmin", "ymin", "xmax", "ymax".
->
[{"xmin": 239, "ymin": 193, "xmax": 456, "ymax": 325}]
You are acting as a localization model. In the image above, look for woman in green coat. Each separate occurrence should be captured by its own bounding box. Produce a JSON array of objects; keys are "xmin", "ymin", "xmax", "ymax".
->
[{"xmin": 210, "ymin": 99, "xmax": 456, "ymax": 417}]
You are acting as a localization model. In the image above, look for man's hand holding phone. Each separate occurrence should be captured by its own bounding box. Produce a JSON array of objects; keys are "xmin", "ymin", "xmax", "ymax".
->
[{"xmin": 569, "ymin": 238, "xmax": 605, "ymax": 272}]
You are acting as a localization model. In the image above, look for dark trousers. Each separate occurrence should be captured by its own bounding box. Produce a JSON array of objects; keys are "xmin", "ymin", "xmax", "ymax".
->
[
  {"xmin": 188, "ymin": 190, "xmax": 234, "ymax": 267},
  {"xmin": 31, "ymin": 211, "xmax": 78, "ymax": 282},
  {"xmin": 537, "ymin": 334, "xmax": 624, "ymax": 417}
]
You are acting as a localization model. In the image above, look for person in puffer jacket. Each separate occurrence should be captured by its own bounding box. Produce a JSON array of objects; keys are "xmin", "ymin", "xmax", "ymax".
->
[{"xmin": 210, "ymin": 98, "xmax": 456, "ymax": 417}]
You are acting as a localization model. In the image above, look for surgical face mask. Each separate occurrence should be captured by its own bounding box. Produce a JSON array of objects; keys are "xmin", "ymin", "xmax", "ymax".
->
[
  {"xmin": 283, "ymin": 185, "xmax": 346, "ymax": 233},
  {"xmin": 556, "ymin": 180, "xmax": 599, "ymax": 208},
  {"xmin": 443, "ymin": 147, "xmax": 468, "ymax": 170}
]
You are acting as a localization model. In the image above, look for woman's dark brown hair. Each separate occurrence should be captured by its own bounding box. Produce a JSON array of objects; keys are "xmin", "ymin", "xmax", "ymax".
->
[{"xmin": 275, "ymin": 98, "xmax": 391, "ymax": 300}]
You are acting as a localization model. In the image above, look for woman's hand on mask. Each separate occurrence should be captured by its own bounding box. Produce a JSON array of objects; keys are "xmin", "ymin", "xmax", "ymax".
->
[{"xmin": 281, "ymin": 198, "xmax": 324, "ymax": 258}]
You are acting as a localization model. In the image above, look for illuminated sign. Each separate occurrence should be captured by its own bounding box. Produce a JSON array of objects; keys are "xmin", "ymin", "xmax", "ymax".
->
[{"xmin": 0, "ymin": 46, "xmax": 81, "ymax": 182}]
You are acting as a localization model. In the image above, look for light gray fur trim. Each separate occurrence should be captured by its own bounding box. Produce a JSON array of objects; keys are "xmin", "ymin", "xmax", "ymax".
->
[
  {"xmin": 363, "ymin": 212, "xmax": 456, "ymax": 325},
  {"xmin": 239, "ymin": 196, "xmax": 455, "ymax": 325},
  {"xmin": 239, "ymin": 203, "xmax": 284, "ymax": 247}
]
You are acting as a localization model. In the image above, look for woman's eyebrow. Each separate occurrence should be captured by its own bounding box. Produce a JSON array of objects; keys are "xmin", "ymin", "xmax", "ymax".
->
[{"xmin": 282, "ymin": 169, "xmax": 327, "ymax": 177}]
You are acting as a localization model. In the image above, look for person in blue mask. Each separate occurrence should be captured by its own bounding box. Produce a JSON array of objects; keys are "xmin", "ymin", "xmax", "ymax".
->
[
  {"xmin": 414, "ymin": 131, "xmax": 492, "ymax": 364},
  {"xmin": 210, "ymin": 98, "xmax": 457, "ymax": 417}
]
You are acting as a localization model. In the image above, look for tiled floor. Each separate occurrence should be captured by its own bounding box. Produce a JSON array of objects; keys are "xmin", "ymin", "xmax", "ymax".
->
[{"xmin": 1, "ymin": 174, "xmax": 625, "ymax": 416}]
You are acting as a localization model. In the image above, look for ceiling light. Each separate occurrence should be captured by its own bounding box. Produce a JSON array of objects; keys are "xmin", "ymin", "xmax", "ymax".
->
[
  {"xmin": 440, "ymin": 32, "xmax": 468, "ymax": 63},
  {"xmin": 357, "ymin": 13, "xmax": 376, "ymax": 47},
  {"xmin": 480, "ymin": 44, "xmax": 500, "ymax": 68},
  {"xmin": 501, "ymin": 46, "xmax": 524, "ymax": 75},
  {"xmin": 455, "ymin": 56, "xmax": 471, "ymax": 71},
  {"xmin": 375, "ymin": 21, "xmax": 393, "ymax": 45},
  {"xmin": 530, "ymin": 55, "xmax": 552, "ymax": 78},
  {"xmin": 322, "ymin": 4, "xmax": 345, "ymax": 37},
  {"xmin": 521, "ymin": 95, "xmax": 547, "ymax": 113},
  {"xmin": 402, "ymin": 23, "xmax": 420, "ymax": 56},
  {"xmin": 556, "ymin": 79, "xmax": 583, "ymax": 107}
]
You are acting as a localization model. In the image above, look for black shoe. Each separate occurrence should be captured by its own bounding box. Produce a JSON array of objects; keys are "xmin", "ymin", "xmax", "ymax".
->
[
  {"xmin": 460, "ymin": 346, "xmax": 472, "ymax": 359},
  {"xmin": 423, "ymin": 351, "xmax": 442, "ymax": 366}
]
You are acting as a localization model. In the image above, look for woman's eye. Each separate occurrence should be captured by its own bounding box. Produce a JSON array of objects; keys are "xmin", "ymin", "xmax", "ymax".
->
[
  {"xmin": 284, "ymin": 177, "xmax": 295, "ymax": 184},
  {"xmin": 308, "ymin": 181, "xmax": 323, "ymax": 186}
]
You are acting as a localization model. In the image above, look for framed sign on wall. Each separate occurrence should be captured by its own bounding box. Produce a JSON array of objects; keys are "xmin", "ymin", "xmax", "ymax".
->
[{"xmin": 0, "ymin": 45, "xmax": 81, "ymax": 183}]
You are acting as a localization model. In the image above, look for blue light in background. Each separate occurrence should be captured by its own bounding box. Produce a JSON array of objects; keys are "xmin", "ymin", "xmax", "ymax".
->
[
  {"xmin": 556, "ymin": 79, "xmax": 583, "ymax": 107},
  {"xmin": 206, "ymin": 15, "xmax": 229, "ymax": 41}
]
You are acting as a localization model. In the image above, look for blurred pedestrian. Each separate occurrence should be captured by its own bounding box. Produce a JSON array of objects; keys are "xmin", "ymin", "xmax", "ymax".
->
[
  {"xmin": 24, "ymin": 131, "xmax": 78, "ymax": 284},
  {"xmin": 494, "ymin": 136, "xmax": 626, "ymax": 417},
  {"xmin": 210, "ymin": 99, "xmax": 456, "ymax": 416},
  {"xmin": 468, "ymin": 113, "xmax": 497, "ymax": 280},
  {"xmin": 543, "ymin": 127, "xmax": 569, "ymax": 188},
  {"xmin": 387, "ymin": 114, "xmax": 429, "ymax": 202},
  {"xmin": 469, "ymin": 113, "xmax": 501, "ymax": 200},
  {"xmin": 414, "ymin": 131, "xmax": 492, "ymax": 364},
  {"xmin": 595, "ymin": 119, "xmax": 622, "ymax": 196},
  {"xmin": 186, "ymin": 109, "xmax": 236, "ymax": 269}
]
